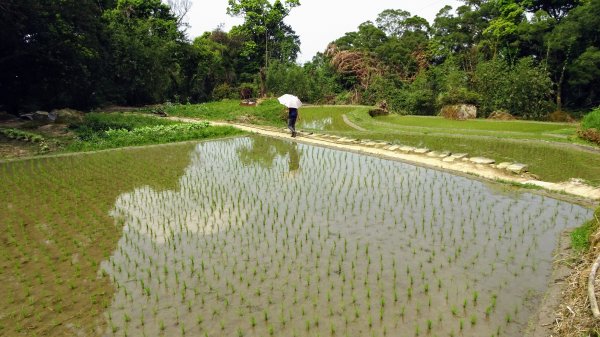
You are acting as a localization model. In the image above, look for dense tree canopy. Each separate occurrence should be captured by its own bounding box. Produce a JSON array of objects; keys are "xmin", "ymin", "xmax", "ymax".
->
[{"xmin": 1, "ymin": 0, "xmax": 599, "ymax": 118}]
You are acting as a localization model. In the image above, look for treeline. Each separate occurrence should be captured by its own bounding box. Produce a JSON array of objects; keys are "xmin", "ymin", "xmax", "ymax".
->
[
  {"xmin": 280, "ymin": 0, "xmax": 600, "ymax": 119},
  {"xmin": 1, "ymin": 0, "xmax": 599, "ymax": 119},
  {"xmin": 0, "ymin": 0, "xmax": 300, "ymax": 113}
]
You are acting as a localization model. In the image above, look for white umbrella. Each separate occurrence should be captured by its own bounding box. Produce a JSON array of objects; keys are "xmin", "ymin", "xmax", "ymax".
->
[{"xmin": 278, "ymin": 94, "xmax": 302, "ymax": 108}]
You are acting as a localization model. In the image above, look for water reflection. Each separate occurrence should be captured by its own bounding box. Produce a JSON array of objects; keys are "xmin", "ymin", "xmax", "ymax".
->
[
  {"xmin": 236, "ymin": 135, "xmax": 301, "ymax": 175},
  {"xmin": 101, "ymin": 136, "xmax": 592, "ymax": 337},
  {"xmin": 299, "ymin": 116, "xmax": 333, "ymax": 130}
]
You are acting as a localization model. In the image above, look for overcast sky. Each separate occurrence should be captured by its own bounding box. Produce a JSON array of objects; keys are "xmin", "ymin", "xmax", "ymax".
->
[{"xmin": 184, "ymin": 0, "xmax": 461, "ymax": 63}]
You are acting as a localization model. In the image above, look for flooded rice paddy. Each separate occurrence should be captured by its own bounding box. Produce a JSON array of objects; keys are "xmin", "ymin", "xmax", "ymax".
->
[{"xmin": 0, "ymin": 136, "xmax": 593, "ymax": 337}]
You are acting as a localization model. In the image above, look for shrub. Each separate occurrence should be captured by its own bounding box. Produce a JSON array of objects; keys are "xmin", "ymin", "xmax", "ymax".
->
[
  {"xmin": 582, "ymin": 107, "xmax": 600, "ymax": 130},
  {"xmin": 474, "ymin": 58, "xmax": 553, "ymax": 119},
  {"xmin": 579, "ymin": 107, "xmax": 600, "ymax": 144},
  {"xmin": 396, "ymin": 72, "xmax": 436, "ymax": 115},
  {"xmin": 436, "ymin": 87, "xmax": 480, "ymax": 107},
  {"xmin": 571, "ymin": 207, "xmax": 600, "ymax": 251},
  {"xmin": 548, "ymin": 110, "xmax": 575, "ymax": 122},
  {"xmin": 212, "ymin": 83, "xmax": 236, "ymax": 101}
]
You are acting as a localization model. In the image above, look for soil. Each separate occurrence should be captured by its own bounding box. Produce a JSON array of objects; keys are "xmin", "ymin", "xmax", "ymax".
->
[
  {"xmin": 525, "ymin": 230, "xmax": 575, "ymax": 337},
  {"xmin": 0, "ymin": 120, "xmax": 75, "ymax": 159}
]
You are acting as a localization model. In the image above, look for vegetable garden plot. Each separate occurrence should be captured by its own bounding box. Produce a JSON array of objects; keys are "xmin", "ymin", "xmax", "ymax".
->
[{"xmin": 101, "ymin": 136, "xmax": 592, "ymax": 337}]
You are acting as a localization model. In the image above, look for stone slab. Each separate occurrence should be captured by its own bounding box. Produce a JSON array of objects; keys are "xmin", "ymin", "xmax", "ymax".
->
[
  {"xmin": 507, "ymin": 163, "xmax": 529, "ymax": 174},
  {"xmin": 413, "ymin": 148, "xmax": 431, "ymax": 154},
  {"xmin": 451, "ymin": 153, "xmax": 468, "ymax": 159},
  {"xmin": 469, "ymin": 157, "xmax": 495, "ymax": 165},
  {"xmin": 497, "ymin": 162, "xmax": 512, "ymax": 169},
  {"xmin": 399, "ymin": 146, "xmax": 416, "ymax": 153}
]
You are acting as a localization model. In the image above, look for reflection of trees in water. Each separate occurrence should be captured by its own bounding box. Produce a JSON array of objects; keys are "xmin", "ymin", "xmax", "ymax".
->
[{"xmin": 237, "ymin": 136, "xmax": 300, "ymax": 173}]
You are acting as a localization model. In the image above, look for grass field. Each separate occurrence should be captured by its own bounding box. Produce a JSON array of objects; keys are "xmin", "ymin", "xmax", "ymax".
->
[{"xmin": 167, "ymin": 101, "xmax": 600, "ymax": 186}]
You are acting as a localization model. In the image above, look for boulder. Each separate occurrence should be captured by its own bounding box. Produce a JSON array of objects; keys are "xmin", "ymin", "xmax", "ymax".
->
[
  {"xmin": 33, "ymin": 111, "xmax": 49, "ymax": 121},
  {"xmin": 51, "ymin": 108, "xmax": 84, "ymax": 121},
  {"xmin": 488, "ymin": 110, "xmax": 515, "ymax": 120},
  {"xmin": 368, "ymin": 108, "xmax": 389, "ymax": 117},
  {"xmin": 450, "ymin": 153, "xmax": 468, "ymax": 159},
  {"xmin": 399, "ymin": 146, "xmax": 416, "ymax": 153},
  {"xmin": 496, "ymin": 162, "xmax": 512, "ymax": 169},
  {"xmin": 240, "ymin": 99, "xmax": 257, "ymax": 107},
  {"xmin": 507, "ymin": 163, "xmax": 529, "ymax": 174},
  {"xmin": 440, "ymin": 104, "xmax": 477, "ymax": 120},
  {"xmin": 413, "ymin": 148, "xmax": 430, "ymax": 154}
]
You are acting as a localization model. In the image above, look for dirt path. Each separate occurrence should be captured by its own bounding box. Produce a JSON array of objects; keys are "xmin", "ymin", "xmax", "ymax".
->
[
  {"xmin": 342, "ymin": 114, "xmax": 367, "ymax": 131},
  {"xmin": 171, "ymin": 117, "xmax": 600, "ymax": 203}
]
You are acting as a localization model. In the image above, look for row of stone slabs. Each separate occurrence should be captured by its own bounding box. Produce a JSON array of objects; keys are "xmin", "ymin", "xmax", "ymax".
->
[{"xmin": 303, "ymin": 133, "xmax": 530, "ymax": 175}]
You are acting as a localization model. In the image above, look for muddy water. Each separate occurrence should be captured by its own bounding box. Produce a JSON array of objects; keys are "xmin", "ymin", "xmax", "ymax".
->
[{"xmin": 102, "ymin": 136, "xmax": 592, "ymax": 337}]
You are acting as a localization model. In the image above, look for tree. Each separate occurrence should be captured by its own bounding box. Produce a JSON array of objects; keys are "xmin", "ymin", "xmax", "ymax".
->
[
  {"xmin": 516, "ymin": 0, "xmax": 580, "ymax": 21},
  {"xmin": 102, "ymin": 0, "xmax": 185, "ymax": 105},
  {"xmin": 546, "ymin": 0, "xmax": 600, "ymax": 109},
  {"xmin": 375, "ymin": 9, "xmax": 429, "ymax": 38},
  {"xmin": 0, "ymin": 0, "xmax": 109, "ymax": 112},
  {"xmin": 482, "ymin": 1, "xmax": 526, "ymax": 59},
  {"xmin": 227, "ymin": 0, "xmax": 300, "ymax": 96}
]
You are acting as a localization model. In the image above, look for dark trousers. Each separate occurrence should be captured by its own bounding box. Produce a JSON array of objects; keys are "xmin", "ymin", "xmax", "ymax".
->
[{"xmin": 288, "ymin": 114, "xmax": 297, "ymax": 133}]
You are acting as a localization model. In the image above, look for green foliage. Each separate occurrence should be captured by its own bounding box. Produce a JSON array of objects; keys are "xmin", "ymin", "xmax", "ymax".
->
[
  {"xmin": 579, "ymin": 107, "xmax": 600, "ymax": 144},
  {"xmin": 581, "ymin": 108, "xmax": 600, "ymax": 131},
  {"xmin": 212, "ymin": 83, "xmax": 238, "ymax": 101},
  {"xmin": 396, "ymin": 72, "xmax": 436, "ymax": 115},
  {"xmin": 571, "ymin": 208, "xmax": 600, "ymax": 252},
  {"xmin": 267, "ymin": 62, "xmax": 302, "ymax": 95},
  {"xmin": 362, "ymin": 76, "xmax": 404, "ymax": 112},
  {"xmin": 0, "ymin": 128, "xmax": 45, "ymax": 143},
  {"xmin": 70, "ymin": 113, "xmax": 180, "ymax": 140},
  {"xmin": 2, "ymin": 0, "xmax": 600, "ymax": 116},
  {"xmin": 227, "ymin": 0, "xmax": 301, "ymax": 77},
  {"xmin": 0, "ymin": 0, "xmax": 108, "ymax": 112},
  {"xmin": 101, "ymin": 0, "xmax": 184, "ymax": 105},
  {"xmin": 68, "ymin": 120, "xmax": 241, "ymax": 151},
  {"xmin": 167, "ymin": 99, "xmax": 284, "ymax": 124},
  {"xmin": 474, "ymin": 58, "xmax": 553, "ymax": 119}
]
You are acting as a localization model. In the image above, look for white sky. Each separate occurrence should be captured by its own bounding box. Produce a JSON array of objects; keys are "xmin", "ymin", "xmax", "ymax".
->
[{"xmin": 184, "ymin": 0, "xmax": 462, "ymax": 63}]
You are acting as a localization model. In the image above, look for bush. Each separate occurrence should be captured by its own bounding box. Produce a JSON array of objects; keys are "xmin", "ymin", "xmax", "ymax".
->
[
  {"xmin": 437, "ymin": 87, "xmax": 481, "ymax": 107},
  {"xmin": 579, "ymin": 107, "xmax": 600, "ymax": 144},
  {"xmin": 474, "ymin": 58, "xmax": 553, "ymax": 119},
  {"xmin": 582, "ymin": 107, "xmax": 600, "ymax": 130},
  {"xmin": 212, "ymin": 83, "xmax": 236, "ymax": 101},
  {"xmin": 396, "ymin": 72, "xmax": 436, "ymax": 115}
]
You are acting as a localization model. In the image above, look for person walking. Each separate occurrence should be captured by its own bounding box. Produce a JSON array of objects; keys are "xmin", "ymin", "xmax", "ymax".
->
[
  {"xmin": 278, "ymin": 94, "xmax": 302, "ymax": 138},
  {"xmin": 288, "ymin": 106, "xmax": 298, "ymax": 137}
]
